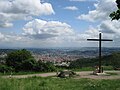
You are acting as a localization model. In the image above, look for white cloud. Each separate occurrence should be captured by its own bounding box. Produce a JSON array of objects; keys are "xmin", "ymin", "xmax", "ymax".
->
[
  {"xmin": 76, "ymin": 0, "xmax": 120, "ymax": 47},
  {"xmin": 77, "ymin": 0, "xmax": 117, "ymax": 22},
  {"xmin": 0, "ymin": 22, "xmax": 117, "ymax": 48},
  {"xmin": 0, "ymin": 0, "xmax": 54, "ymax": 28},
  {"xmin": 0, "ymin": 22, "xmax": 13, "ymax": 28},
  {"xmin": 99, "ymin": 20, "xmax": 120, "ymax": 34},
  {"xmin": 23, "ymin": 19, "xmax": 75, "ymax": 39},
  {"xmin": 64, "ymin": 6, "xmax": 78, "ymax": 11},
  {"xmin": 77, "ymin": 0, "xmax": 120, "ymax": 40},
  {"xmin": 0, "ymin": 0, "xmax": 119, "ymax": 47},
  {"xmin": 22, "ymin": 19, "xmax": 100, "ymax": 47},
  {"xmin": 0, "ymin": 33, "xmax": 4, "ymax": 40}
]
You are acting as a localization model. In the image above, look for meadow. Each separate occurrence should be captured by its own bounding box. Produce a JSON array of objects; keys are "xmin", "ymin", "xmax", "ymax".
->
[{"xmin": 0, "ymin": 76, "xmax": 120, "ymax": 90}]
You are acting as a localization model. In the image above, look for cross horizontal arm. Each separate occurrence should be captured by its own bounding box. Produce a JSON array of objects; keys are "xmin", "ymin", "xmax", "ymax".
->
[
  {"xmin": 87, "ymin": 39, "xmax": 113, "ymax": 41},
  {"xmin": 100, "ymin": 39, "xmax": 113, "ymax": 41},
  {"xmin": 87, "ymin": 39, "xmax": 100, "ymax": 41}
]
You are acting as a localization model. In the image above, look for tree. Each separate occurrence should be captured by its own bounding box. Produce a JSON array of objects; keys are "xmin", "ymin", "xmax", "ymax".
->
[
  {"xmin": 0, "ymin": 64, "xmax": 13, "ymax": 73},
  {"xmin": 6, "ymin": 49, "xmax": 34, "ymax": 71},
  {"xmin": 109, "ymin": 0, "xmax": 120, "ymax": 69},
  {"xmin": 34, "ymin": 61, "xmax": 56, "ymax": 72},
  {"xmin": 110, "ymin": 52, "xmax": 120, "ymax": 69},
  {"xmin": 110, "ymin": 0, "xmax": 120, "ymax": 20},
  {"xmin": 22, "ymin": 58, "xmax": 37, "ymax": 71}
]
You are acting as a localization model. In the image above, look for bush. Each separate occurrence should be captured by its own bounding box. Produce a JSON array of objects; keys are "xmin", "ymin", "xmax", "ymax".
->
[
  {"xmin": 69, "ymin": 58, "xmax": 98, "ymax": 69},
  {"xmin": 0, "ymin": 64, "xmax": 13, "ymax": 73},
  {"xmin": 34, "ymin": 61, "xmax": 56, "ymax": 72},
  {"xmin": 6, "ymin": 49, "xmax": 35, "ymax": 71},
  {"xmin": 110, "ymin": 52, "xmax": 120, "ymax": 69},
  {"xmin": 2, "ymin": 49, "xmax": 56, "ymax": 72},
  {"xmin": 22, "ymin": 58, "xmax": 37, "ymax": 71}
]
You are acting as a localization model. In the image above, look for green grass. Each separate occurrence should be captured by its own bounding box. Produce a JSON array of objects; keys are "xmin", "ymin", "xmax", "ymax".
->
[
  {"xmin": 79, "ymin": 67, "xmax": 93, "ymax": 71},
  {"xmin": 70, "ymin": 66, "xmax": 114, "ymax": 72},
  {"xmin": 0, "ymin": 77, "xmax": 120, "ymax": 90},
  {"xmin": 106, "ymin": 72, "xmax": 118, "ymax": 76},
  {"xmin": 102, "ymin": 66, "xmax": 114, "ymax": 70},
  {"xmin": 57, "ymin": 67, "xmax": 93, "ymax": 72}
]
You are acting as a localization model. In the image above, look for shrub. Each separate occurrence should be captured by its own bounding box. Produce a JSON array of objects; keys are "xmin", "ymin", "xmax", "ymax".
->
[
  {"xmin": 6, "ymin": 49, "xmax": 35, "ymax": 71},
  {"xmin": 0, "ymin": 64, "xmax": 13, "ymax": 73},
  {"xmin": 34, "ymin": 61, "xmax": 56, "ymax": 72}
]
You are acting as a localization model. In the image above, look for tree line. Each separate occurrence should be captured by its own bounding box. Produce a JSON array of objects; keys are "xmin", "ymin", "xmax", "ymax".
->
[
  {"xmin": 69, "ymin": 52, "xmax": 120, "ymax": 69},
  {"xmin": 0, "ymin": 49, "xmax": 56, "ymax": 73},
  {"xmin": 0, "ymin": 49, "xmax": 120, "ymax": 73}
]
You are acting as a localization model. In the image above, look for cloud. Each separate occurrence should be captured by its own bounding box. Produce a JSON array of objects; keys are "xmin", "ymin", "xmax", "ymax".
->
[
  {"xmin": 82, "ymin": 22, "xmax": 120, "ymax": 47},
  {"xmin": 77, "ymin": 0, "xmax": 120, "ymax": 37},
  {"xmin": 0, "ymin": 22, "xmax": 117, "ymax": 48},
  {"xmin": 0, "ymin": 17, "xmax": 94, "ymax": 47},
  {"xmin": 23, "ymin": 19, "xmax": 75, "ymax": 39},
  {"xmin": 0, "ymin": 33, "xmax": 29, "ymax": 42},
  {"xmin": 100, "ymin": 20, "xmax": 120, "ymax": 34},
  {"xmin": 64, "ymin": 6, "xmax": 78, "ymax": 11},
  {"xmin": 0, "ymin": 0, "xmax": 119, "ymax": 47},
  {"xmin": 77, "ymin": 0, "xmax": 117, "ymax": 22},
  {"xmin": 0, "ymin": 33, "xmax": 4, "ymax": 40},
  {"xmin": 22, "ymin": 19, "xmax": 99, "ymax": 47},
  {"xmin": 0, "ymin": 0, "xmax": 54, "ymax": 28},
  {"xmin": 0, "ymin": 33, "xmax": 35, "ymax": 48},
  {"xmin": 0, "ymin": 20, "xmax": 94, "ymax": 47},
  {"xmin": 0, "ymin": 22, "xmax": 13, "ymax": 28},
  {"xmin": 76, "ymin": 0, "xmax": 120, "ymax": 47}
]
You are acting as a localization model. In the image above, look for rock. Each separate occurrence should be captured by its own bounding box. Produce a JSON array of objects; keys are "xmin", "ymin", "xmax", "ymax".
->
[{"xmin": 57, "ymin": 70, "xmax": 76, "ymax": 78}]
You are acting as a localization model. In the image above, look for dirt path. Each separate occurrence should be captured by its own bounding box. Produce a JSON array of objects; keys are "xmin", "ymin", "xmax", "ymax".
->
[
  {"xmin": 1, "ymin": 72, "xmax": 57, "ymax": 78},
  {"xmin": 1, "ymin": 71, "xmax": 120, "ymax": 80},
  {"xmin": 76, "ymin": 71, "xmax": 120, "ymax": 80}
]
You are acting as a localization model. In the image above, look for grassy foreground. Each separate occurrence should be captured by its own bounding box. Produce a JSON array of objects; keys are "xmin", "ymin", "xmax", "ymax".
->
[{"xmin": 0, "ymin": 77, "xmax": 120, "ymax": 90}]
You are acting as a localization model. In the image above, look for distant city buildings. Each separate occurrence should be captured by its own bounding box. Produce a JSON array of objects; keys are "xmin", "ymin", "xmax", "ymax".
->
[{"xmin": 1, "ymin": 47, "xmax": 120, "ymax": 66}]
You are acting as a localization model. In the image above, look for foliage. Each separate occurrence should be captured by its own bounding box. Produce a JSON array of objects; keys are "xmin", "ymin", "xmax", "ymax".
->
[
  {"xmin": 0, "ymin": 57, "xmax": 6, "ymax": 64},
  {"xmin": 0, "ymin": 77, "xmax": 120, "ymax": 90},
  {"xmin": 22, "ymin": 58, "xmax": 37, "ymax": 71},
  {"xmin": 0, "ymin": 64, "xmax": 13, "ymax": 73},
  {"xmin": 106, "ymin": 72, "xmax": 118, "ymax": 76},
  {"xmin": 6, "ymin": 49, "xmax": 33, "ymax": 71},
  {"xmin": 110, "ymin": 0, "xmax": 120, "ymax": 20},
  {"xmin": 110, "ymin": 52, "xmax": 120, "ymax": 69},
  {"xmin": 34, "ymin": 61, "xmax": 56, "ymax": 72},
  {"xmin": 5, "ymin": 49, "xmax": 56, "ymax": 72},
  {"xmin": 69, "ymin": 52, "xmax": 120, "ymax": 69},
  {"xmin": 69, "ymin": 58, "xmax": 98, "ymax": 69},
  {"xmin": 1, "ymin": 48, "xmax": 120, "ymax": 73}
]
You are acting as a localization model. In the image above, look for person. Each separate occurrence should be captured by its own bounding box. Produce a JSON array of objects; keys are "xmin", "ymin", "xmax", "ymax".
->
[
  {"xmin": 9, "ymin": 71, "xmax": 12, "ymax": 78},
  {"xmin": 93, "ymin": 66, "xmax": 99, "ymax": 74}
]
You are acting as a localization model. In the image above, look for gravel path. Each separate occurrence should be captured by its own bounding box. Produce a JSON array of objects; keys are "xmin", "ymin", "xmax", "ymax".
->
[
  {"xmin": 1, "ymin": 71, "xmax": 120, "ymax": 80},
  {"xmin": 2, "ymin": 72, "xmax": 57, "ymax": 78},
  {"xmin": 76, "ymin": 71, "xmax": 120, "ymax": 80}
]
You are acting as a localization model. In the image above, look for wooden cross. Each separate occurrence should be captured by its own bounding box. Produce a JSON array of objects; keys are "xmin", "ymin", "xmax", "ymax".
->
[{"xmin": 87, "ymin": 33, "xmax": 113, "ymax": 73}]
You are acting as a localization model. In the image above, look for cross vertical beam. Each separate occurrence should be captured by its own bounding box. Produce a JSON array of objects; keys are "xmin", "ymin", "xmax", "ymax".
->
[{"xmin": 99, "ymin": 33, "xmax": 101, "ymax": 73}]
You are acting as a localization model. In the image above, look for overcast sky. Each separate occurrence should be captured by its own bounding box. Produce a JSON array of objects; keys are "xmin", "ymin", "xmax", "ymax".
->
[{"xmin": 0, "ymin": 0, "xmax": 119, "ymax": 48}]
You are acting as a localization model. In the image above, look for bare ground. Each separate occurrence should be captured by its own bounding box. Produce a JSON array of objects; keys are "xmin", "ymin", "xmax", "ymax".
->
[
  {"xmin": 1, "ymin": 71, "xmax": 120, "ymax": 80},
  {"xmin": 75, "ymin": 71, "xmax": 120, "ymax": 80}
]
